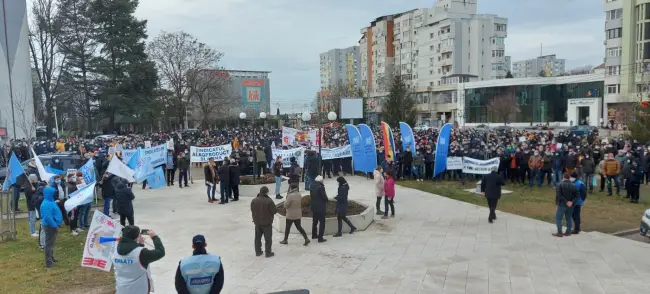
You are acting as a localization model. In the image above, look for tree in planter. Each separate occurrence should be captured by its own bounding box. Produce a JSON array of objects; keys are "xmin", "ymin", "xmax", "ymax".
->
[
  {"xmin": 505, "ymin": 71, "xmax": 514, "ymax": 78},
  {"xmin": 487, "ymin": 87, "xmax": 520, "ymax": 125},
  {"xmin": 538, "ymin": 70, "xmax": 547, "ymax": 77},
  {"xmin": 381, "ymin": 75, "xmax": 416, "ymax": 126}
]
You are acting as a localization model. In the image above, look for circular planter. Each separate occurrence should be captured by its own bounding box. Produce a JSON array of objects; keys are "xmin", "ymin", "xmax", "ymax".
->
[
  {"xmin": 238, "ymin": 175, "xmax": 289, "ymax": 197},
  {"xmin": 273, "ymin": 196, "xmax": 374, "ymax": 235}
]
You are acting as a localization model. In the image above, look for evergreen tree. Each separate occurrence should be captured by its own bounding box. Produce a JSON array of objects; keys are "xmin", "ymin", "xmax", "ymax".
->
[
  {"xmin": 382, "ymin": 75, "xmax": 416, "ymax": 126},
  {"xmin": 505, "ymin": 71, "xmax": 513, "ymax": 78},
  {"xmin": 89, "ymin": 0, "xmax": 157, "ymax": 130}
]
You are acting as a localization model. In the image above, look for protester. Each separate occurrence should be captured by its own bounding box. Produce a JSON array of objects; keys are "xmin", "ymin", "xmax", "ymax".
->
[
  {"xmin": 570, "ymin": 172, "xmax": 587, "ymax": 234},
  {"xmin": 177, "ymin": 152, "xmax": 190, "ymax": 188},
  {"xmin": 554, "ymin": 173, "xmax": 577, "ymax": 237},
  {"xmin": 603, "ymin": 153, "xmax": 621, "ymax": 196},
  {"xmin": 174, "ymin": 234, "xmax": 225, "ymax": 294},
  {"xmin": 333, "ymin": 177, "xmax": 356, "ymax": 237},
  {"xmin": 287, "ymin": 157, "xmax": 301, "ymax": 194},
  {"xmin": 373, "ymin": 165, "xmax": 385, "ymax": 215},
  {"xmin": 228, "ymin": 159, "xmax": 240, "ymax": 201},
  {"xmin": 40, "ymin": 186, "xmax": 62, "ymax": 268},
  {"xmin": 250, "ymin": 186, "xmax": 277, "ymax": 257},
  {"xmin": 25, "ymin": 174, "xmax": 38, "ymax": 237},
  {"xmin": 114, "ymin": 226, "xmax": 165, "ymax": 294},
  {"xmin": 309, "ymin": 176, "xmax": 328, "ymax": 242},
  {"xmin": 166, "ymin": 150, "xmax": 177, "ymax": 186},
  {"xmin": 273, "ymin": 156, "xmax": 283, "ymax": 199},
  {"xmin": 305, "ymin": 151, "xmax": 319, "ymax": 190},
  {"xmin": 101, "ymin": 173, "xmax": 116, "ymax": 215},
  {"xmin": 203, "ymin": 158, "xmax": 217, "ymax": 203},
  {"xmin": 280, "ymin": 182, "xmax": 310, "ymax": 246},
  {"xmin": 217, "ymin": 157, "xmax": 230, "ymax": 204},
  {"xmin": 629, "ymin": 160, "xmax": 643, "ymax": 203},
  {"xmin": 115, "ymin": 182, "xmax": 136, "ymax": 226},
  {"xmin": 34, "ymin": 181, "xmax": 48, "ymax": 249},
  {"xmin": 76, "ymin": 171, "xmax": 91, "ymax": 230},
  {"xmin": 480, "ymin": 166, "xmax": 505, "ymax": 223},
  {"xmin": 382, "ymin": 171, "xmax": 396, "ymax": 219},
  {"xmin": 255, "ymin": 146, "xmax": 266, "ymax": 179},
  {"xmin": 65, "ymin": 173, "xmax": 81, "ymax": 236}
]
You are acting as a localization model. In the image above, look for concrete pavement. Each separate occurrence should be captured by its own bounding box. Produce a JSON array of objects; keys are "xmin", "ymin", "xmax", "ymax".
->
[{"xmin": 130, "ymin": 176, "xmax": 650, "ymax": 294}]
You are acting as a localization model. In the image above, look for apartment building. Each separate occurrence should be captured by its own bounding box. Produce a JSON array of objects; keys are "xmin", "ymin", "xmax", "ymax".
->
[
  {"xmin": 511, "ymin": 54, "xmax": 566, "ymax": 78},
  {"xmin": 359, "ymin": 0, "xmax": 508, "ymax": 126},
  {"xmin": 319, "ymin": 46, "xmax": 361, "ymax": 92}
]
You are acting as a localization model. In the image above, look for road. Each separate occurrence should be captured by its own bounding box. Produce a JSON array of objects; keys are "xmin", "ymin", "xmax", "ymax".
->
[{"xmin": 621, "ymin": 231, "xmax": 650, "ymax": 243}]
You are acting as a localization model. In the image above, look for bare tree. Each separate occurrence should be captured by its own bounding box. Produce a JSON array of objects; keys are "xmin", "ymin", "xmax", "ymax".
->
[
  {"xmin": 147, "ymin": 31, "xmax": 223, "ymax": 128},
  {"xmin": 5, "ymin": 91, "xmax": 40, "ymax": 142},
  {"xmin": 314, "ymin": 83, "xmax": 362, "ymax": 119},
  {"xmin": 488, "ymin": 87, "xmax": 520, "ymax": 125},
  {"xmin": 187, "ymin": 69, "xmax": 237, "ymax": 129},
  {"xmin": 558, "ymin": 65, "xmax": 595, "ymax": 76},
  {"xmin": 29, "ymin": 0, "xmax": 67, "ymax": 138}
]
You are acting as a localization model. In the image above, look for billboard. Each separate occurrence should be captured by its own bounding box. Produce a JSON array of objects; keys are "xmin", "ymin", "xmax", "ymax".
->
[{"xmin": 242, "ymin": 80, "xmax": 265, "ymax": 111}]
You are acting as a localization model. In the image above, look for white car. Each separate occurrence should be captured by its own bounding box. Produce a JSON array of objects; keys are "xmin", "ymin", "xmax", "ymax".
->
[{"xmin": 640, "ymin": 208, "xmax": 650, "ymax": 238}]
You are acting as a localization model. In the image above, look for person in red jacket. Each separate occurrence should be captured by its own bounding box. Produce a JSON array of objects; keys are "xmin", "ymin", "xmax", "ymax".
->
[{"xmin": 382, "ymin": 171, "xmax": 396, "ymax": 219}]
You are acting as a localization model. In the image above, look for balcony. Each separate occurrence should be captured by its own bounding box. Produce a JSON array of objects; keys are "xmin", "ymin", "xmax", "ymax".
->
[{"xmin": 441, "ymin": 59, "xmax": 452, "ymax": 66}]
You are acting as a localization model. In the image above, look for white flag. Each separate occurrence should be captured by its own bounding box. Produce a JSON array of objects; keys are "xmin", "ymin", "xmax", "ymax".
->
[
  {"xmin": 31, "ymin": 147, "xmax": 56, "ymax": 182},
  {"xmin": 106, "ymin": 156, "xmax": 136, "ymax": 182},
  {"xmin": 64, "ymin": 182, "xmax": 96, "ymax": 212}
]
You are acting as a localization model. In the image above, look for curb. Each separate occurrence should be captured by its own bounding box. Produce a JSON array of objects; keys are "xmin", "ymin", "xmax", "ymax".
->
[{"xmin": 612, "ymin": 228, "xmax": 639, "ymax": 236}]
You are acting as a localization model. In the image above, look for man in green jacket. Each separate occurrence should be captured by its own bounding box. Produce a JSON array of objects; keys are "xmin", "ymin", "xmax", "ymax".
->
[{"xmin": 114, "ymin": 226, "xmax": 165, "ymax": 294}]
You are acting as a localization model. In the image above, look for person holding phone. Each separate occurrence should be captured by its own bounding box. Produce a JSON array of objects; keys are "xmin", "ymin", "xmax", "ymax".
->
[
  {"xmin": 553, "ymin": 172, "xmax": 577, "ymax": 237},
  {"xmin": 114, "ymin": 226, "xmax": 165, "ymax": 294}
]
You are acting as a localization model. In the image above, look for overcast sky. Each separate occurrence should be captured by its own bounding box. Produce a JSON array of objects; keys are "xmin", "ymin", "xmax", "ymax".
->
[{"xmin": 134, "ymin": 0, "xmax": 603, "ymax": 113}]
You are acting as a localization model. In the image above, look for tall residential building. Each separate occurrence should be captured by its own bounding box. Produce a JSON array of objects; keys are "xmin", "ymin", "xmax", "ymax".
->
[
  {"xmin": 511, "ymin": 54, "xmax": 566, "ymax": 78},
  {"xmin": 319, "ymin": 46, "xmax": 361, "ymax": 92},
  {"xmin": 360, "ymin": 0, "xmax": 508, "ymax": 126}
]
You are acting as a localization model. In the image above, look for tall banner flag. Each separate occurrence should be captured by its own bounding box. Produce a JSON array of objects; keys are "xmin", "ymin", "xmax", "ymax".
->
[
  {"xmin": 358, "ymin": 124, "xmax": 377, "ymax": 173},
  {"xmin": 82, "ymin": 210, "xmax": 122, "ymax": 272},
  {"xmin": 64, "ymin": 182, "xmax": 96, "ymax": 212},
  {"xmin": 3, "ymin": 152, "xmax": 24, "ymax": 191},
  {"xmin": 79, "ymin": 158, "xmax": 96, "ymax": 183},
  {"xmin": 380, "ymin": 121, "xmax": 396, "ymax": 161},
  {"xmin": 31, "ymin": 147, "xmax": 56, "ymax": 182},
  {"xmin": 399, "ymin": 122, "xmax": 416, "ymax": 156},
  {"xmin": 433, "ymin": 123, "xmax": 453, "ymax": 177},
  {"xmin": 345, "ymin": 124, "xmax": 365, "ymax": 172},
  {"xmin": 146, "ymin": 167, "xmax": 166, "ymax": 189}
]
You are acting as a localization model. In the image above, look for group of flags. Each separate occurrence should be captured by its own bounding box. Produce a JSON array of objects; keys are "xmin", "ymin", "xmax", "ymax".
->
[{"xmin": 109, "ymin": 147, "xmax": 166, "ymax": 189}]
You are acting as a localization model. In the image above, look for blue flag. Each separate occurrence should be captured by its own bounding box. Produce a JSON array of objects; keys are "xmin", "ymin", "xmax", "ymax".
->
[
  {"xmin": 358, "ymin": 124, "xmax": 377, "ymax": 173},
  {"xmin": 399, "ymin": 122, "xmax": 416, "ymax": 157},
  {"xmin": 127, "ymin": 148, "xmax": 141, "ymax": 170},
  {"xmin": 63, "ymin": 182, "xmax": 96, "ymax": 212},
  {"xmin": 146, "ymin": 167, "xmax": 166, "ymax": 189},
  {"xmin": 5, "ymin": 152, "xmax": 24, "ymax": 189},
  {"xmin": 345, "ymin": 124, "xmax": 365, "ymax": 173},
  {"xmin": 433, "ymin": 123, "xmax": 452, "ymax": 177},
  {"xmin": 79, "ymin": 158, "xmax": 96, "ymax": 183},
  {"xmin": 45, "ymin": 165, "xmax": 65, "ymax": 175}
]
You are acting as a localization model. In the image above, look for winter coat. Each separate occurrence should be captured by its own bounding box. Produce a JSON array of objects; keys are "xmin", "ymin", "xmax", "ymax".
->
[
  {"xmin": 114, "ymin": 183, "xmax": 135, "ymax": 216},
  {"xmin": 335, "ymin": 183, "xmax": 350, "ymax": 215},
  {"xmin": 218, "ymin": 164, "xmax": 230, "ymax": 185},
  {"xmin": 528, "ymin": 155, "xmax": 543, "ymax": 169},
  {"xmin": 101, "ymin": 174, "xmax": 115, "ymax": 199},
  {"xmin": 284, "ymin": 188, "xmax": 303, "ymax": 220},
  {"xmin": 23, "ymin": 180, "xmax": 37, "ymax": 211},
  {"xmin": 309, "ymin": 181, "xmax": 328, "ymax": 213},
  {"xmin": 229, "ymin": 164, "xmax": 241, "ymax": 186},
  {"xmin": 177, "ymin": 156, "xmax": 190, "ymax": 170},
  {"xmin": 603, "ymin": 159, "xmax": 621, "ymax": 176},
  {"xmin": 203, "ymin": 163, "xmax": 217, "ymax": 184},
  {"xmin": 580, "ymin": 158, "xmax": 596, "ymax": 174},
  {"xmin": 373, "ymin": 170, "xmax": 385, "ymax": 197},
  {"xmin": 250, "ymin": 192, "xmax": 277, "ymax": 226},
  {"xmin": 255, "ymin": 149, "xmax": 266, "ymax": 164},
  {"xmin": 306, "ymin": 155, "xmax": 320, "ymax": 178},
  {"xmin": 384, "ymin": 177, "xmax": 396, "ymax": 200},
  {"xmin": 40, "ymin": 187, "xmax": 62, "ymax": 228}
]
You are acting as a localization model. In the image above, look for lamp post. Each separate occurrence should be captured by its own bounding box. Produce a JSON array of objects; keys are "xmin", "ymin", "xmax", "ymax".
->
[{"xmin": 53, "ymin": 105, "xmax": 59, "ymax": 138}]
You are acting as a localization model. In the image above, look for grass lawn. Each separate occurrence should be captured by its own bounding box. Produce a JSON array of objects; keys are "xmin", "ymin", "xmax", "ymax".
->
[
  {"xmin": 399, "ymin": 180, "xmax": 649, "ymax": 234},
  {"xmin": 0, "ymin": 206, "xmax": 114, "ymax": 293}
]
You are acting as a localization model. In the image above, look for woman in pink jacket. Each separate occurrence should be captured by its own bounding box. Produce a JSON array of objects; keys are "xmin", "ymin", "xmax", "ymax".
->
[{"xmin": 382, "ymin": 171, "xmax": 395, "ymax": 219}]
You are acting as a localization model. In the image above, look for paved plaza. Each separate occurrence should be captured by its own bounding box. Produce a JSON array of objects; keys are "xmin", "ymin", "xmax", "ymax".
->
[{"xmin": 132, "ymin": 176, "xmax": 650, "ymax": 294}]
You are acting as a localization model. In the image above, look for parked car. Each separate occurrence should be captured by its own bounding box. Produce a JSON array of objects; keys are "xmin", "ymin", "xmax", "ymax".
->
[
  {"xmin": 568, "ymin": 125, "xmax": 598, "ymax": 136},
  {"xmin": 640, "ymin": 208, "xmax": 650, "ymax": 238},
  {"xmin": 0, "ymin": 152, "xmax": 85, "ymax": 184}
]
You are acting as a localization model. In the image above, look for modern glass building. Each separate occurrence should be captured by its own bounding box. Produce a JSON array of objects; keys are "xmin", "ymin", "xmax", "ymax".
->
[{"xmin": 457, "ymin": 74, "xmax": 604, "ymax": 126}]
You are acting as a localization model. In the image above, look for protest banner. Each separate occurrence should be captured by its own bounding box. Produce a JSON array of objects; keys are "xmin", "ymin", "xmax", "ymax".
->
[
  {"xmin": 64, "ymin": 182, "xmax": 96, "ymax": 212},
  {"xmin": 189, "ymin": 144, "xmax": 233, "ymax": 162},
  {"xmin": 272, "ymin": 147, "xmax": 305, "ymax": 168},
  {"xmin": 446, "ymin": 157, "xmax": 463, "ymax": 170},
  {"xmin": 121, "ymin": 144, "xmax": 167, "ymax": 167},
  {"xmin": 82, "ymin": 210, "xmax": 122, "ymax": 272},
  {"xmin": 462, "ymin": 157, "xmax": 500, "ymax": 175},
  {"xmin": 144, "ymin": 141, "xmax": 151, "ymax": 148},
  {"xmin": 309, "ymin": 145, "xmax": 352, "ymax": 160},
  {"xmin": 282, "ymin": 127, "xmax": 318, "ymax": 147}
]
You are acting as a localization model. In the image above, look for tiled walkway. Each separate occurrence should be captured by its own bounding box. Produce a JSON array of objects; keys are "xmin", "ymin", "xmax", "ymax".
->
[{"xmin": 131, "ymin": 176, "xmax": 650, "ymax": 294}]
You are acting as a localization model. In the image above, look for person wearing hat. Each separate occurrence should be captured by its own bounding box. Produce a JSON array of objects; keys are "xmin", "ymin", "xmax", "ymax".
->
[
  {"xmin": 175, "ymin": 235, "xmax": 225, "ymax": 294},
  {"xmin": 250, "ymin": 186, "xmax": 277, "ymax": 257},
  {"xmin": 480, "ymin": 166, "xmax": 504, "ymax": 223},
  {"xmin": 114, "ymin": 226, "xmax": 165, "ymax": 294}
]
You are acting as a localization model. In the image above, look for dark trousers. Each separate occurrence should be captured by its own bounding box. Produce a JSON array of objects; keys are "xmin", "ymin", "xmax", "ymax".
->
[
  {"xmin": 599, "ymin": 174, "xmax": 606, "ymax": 191},
  {"xmin": 254, "ymin": 225, "xmax": 272, "ymax": 254},
  {"xmin": 572, "ymin": 205, "xmax": 582, "ymax": 232},
  {"xmin": 44, "ymin": 226, "xmax": 58, "ymax": 267},
  {"xmin": 376, "ymin": 196, "xmax": 382, "ymax": 212},
  {"xmin": 256, "ymin": 162, "xmax": 266, "ymax": 178},
  {"xmin": 178, "ymin": 169, "xmax": 188, "ymax": 186},
  {"xmin": 12, "ymin": 187, "xmax": 20, "ymax": 211},
  {"xmin": 69, "ymin": 209, "xmax": 78, "ymax": 231},
  {"xmin": 425, "ymin": 163, "xmax": 433, "ymax": 179},
  {"xmin": 120, "ymin": 214, "xmax": 134, "ymax": 226},
  {"xmin": 384, "ymin": 196, "xmax": 395, "ymax": 216},
  {"xmin": 509, "ymin": 168, "xmax": 519, "ymax": 183},
  {"xmin": 283, "ymin": 219, "xmax": 307, "ymax": 240},
  {"xmin": 487, "ymin": 197, "xmax": 498, "ymax": 221},
  {"xmin": 166, "ymin": 169, "xmax": 176, "ymax": 185},
  {"xmin": 630, "ymin": 183, "xmax": 640, "ymax": 201},
  {"xmin": 518, "ymin": 167, "xmax": 529, "ymax": 184},
  {"xmin": 220, "ymin": 182, "xmax": 229, "ymax": 202},
  {"xmin": 311, "ymin": 212, "xmax": 325, "ymax": 239},
  {"xmin": 337, "ymin": 213, "xmax": 355, "ymax": 233},
  {"xmin": 230, "ymin": 185, "xmax": 239, "ymax": 200}
]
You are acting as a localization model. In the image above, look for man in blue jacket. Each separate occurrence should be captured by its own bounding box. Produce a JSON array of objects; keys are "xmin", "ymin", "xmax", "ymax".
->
[
  {"xmin": 570, "ymin": 172, "xmax": 587, "ymax": 234},
  {"xmin": 40, "ymin": 186, "xmax": 63, "ymax": 268}
]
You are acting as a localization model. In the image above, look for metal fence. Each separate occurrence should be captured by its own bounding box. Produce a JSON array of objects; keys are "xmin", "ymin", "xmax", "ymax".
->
[{"xmin": 0, "ymin": 191, "xmax": 16, "ymax": 241}]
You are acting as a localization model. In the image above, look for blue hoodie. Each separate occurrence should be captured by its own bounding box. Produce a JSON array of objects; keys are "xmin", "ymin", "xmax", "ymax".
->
[
  {"xmin": 40, "ymin": 187, "xmax": 63, "ymax": 228},
  {"xmin": 574, "ymin": 179, "xmax": 586, "ymax": 206}
]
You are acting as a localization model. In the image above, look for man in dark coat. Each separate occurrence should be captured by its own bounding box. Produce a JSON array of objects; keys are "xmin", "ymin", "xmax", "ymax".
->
[
  {"xmin": 250, "ymin": 186, "xmax": 277, "ymax": 258},
  {"xmin": 114, "ymin": 182, "xmax": 135, "ymax": 226},
  {"xmin": 217, "ymin": 158, "xmax": 231, "ymax": 204},
  {"xmin": 309, "ymin": 176, "xmax": 328, "ymax": 243},
  {"xmin": 229, "ymin": 159, "xmax": 241, "ymax": 201},
  {"xmin": 480, "ymin": 167, "xmax": 505, "ymax": 223}
]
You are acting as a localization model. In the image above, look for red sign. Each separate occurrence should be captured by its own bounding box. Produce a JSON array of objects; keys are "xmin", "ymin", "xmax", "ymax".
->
[
  {"xmin": 82, "ymin": 257, "xmax": 108, "ymax": 269},
  {"xmin": 242, "ymin": 80, "xmax": 264, "ymax": 87},
  {"xmin": 0, "ymin": 128, "xmax": 6, "ymax": 136}
]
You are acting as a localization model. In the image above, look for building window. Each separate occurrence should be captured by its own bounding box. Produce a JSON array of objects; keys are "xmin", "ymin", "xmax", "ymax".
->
[
  {"xmin": 606, "ymin": 66, "xmax": 620, "ymax": 75},
  {"xmin": 607, "ymin": 28, "xmax": 622, "ymax": 39},
  {"xmin": 606, "ymin": 8, "xmax": 622, "ymax": 20},
  {"xmin": 607, "ymin": 84, "xmax": 620, "ymax": 94},
  {"xmin": 491, "ymin": 50, "xmax": 504, "ymax": 57},
  {"xmin": 494, "ymin": 24, "xmax": 507, "ymax": 31}
]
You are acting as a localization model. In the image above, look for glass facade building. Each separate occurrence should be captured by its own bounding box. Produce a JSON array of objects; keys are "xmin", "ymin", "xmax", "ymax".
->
[{"xmin": 463, "ymin": 81, "xmax": 604, "ymax": 123}]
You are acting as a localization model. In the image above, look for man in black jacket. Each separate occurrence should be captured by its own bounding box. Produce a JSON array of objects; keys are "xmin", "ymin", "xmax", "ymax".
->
[
  {"xmin": 401, "ymin": 146, "xmax": 413, "ymax": 180},
  {"xmin": 309, "ymin": 176, "xmax": 328, "ymax": 243},
  {"xmin": 480, "ymin": 167, "xmax": 505, "ymax": 223},
  {"xmin": 228, "ymin": 159, "xmax": 241, "ymax": 201},
  {"xmin": 217, "ymin": 158, "xmax": 230, "ymax": 204},
  {"xmin": 553, "ymin": 172, "xmax": 577, "ymax": 237}
]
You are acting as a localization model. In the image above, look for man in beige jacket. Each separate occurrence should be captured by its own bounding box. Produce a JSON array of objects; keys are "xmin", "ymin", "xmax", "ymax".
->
[
  {"xmin": 279, "ymin": 182, "xmax": 310, "ymax": 246},
  {"xmin": 374, "ymin": 165, "xmax": 385, "ymax": 215}
]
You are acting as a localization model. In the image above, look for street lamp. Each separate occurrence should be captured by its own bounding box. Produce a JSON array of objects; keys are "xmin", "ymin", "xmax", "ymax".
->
[{"xmin": 53, "ymin": 105, "xmax": 59, "ymax": 138}]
